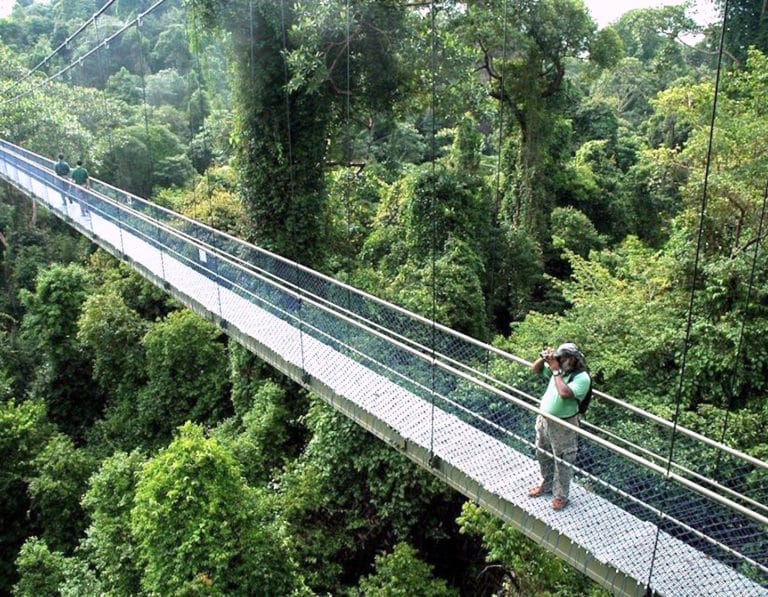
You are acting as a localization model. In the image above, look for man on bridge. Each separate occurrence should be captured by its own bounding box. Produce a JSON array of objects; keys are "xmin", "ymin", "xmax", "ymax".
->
[{"xmin": 528, "ymin": 342, "xmax": 591, "ymax": 510}]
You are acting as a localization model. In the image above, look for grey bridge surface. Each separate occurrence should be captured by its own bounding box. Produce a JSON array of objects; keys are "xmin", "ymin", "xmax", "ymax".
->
[{"xmin": 1, "ymin": 139, "xmax": 766, "ymax": 596}]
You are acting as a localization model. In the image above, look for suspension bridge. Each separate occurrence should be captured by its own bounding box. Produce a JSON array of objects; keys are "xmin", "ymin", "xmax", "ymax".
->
[{"xmin": 1, "ymin": 139, "xmax": 766, "ymax": 596}]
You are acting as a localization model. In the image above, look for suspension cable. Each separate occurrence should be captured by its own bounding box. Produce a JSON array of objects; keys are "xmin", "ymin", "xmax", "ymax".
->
[
  {"xmin": 0, "ymin": 0, "xmax": 119, "ymax": 99},
  {"xmin": 278, "ymin": 0, "xmax": 306, "ymax": 375},
  {"xmin": 494, "ymin": 0, "xmax": 508, "ymax": 217},
  {"xmin": 428, "ymin": 1, "xmax": 438, "ymax": 461},
  {"xmin": 646, "ymin": 0, "xmax": 730, "ymax": 589},
  {"xmin": 716, "ymin": 174, "xmax": 768, "ymax": 461},
  {"xmin": 0, "ymin": 0, "xmax": 172, "ymax": 107},
  {"xmin": 135, "ymin": 18, "xmax": 154, "ymax": 195}
]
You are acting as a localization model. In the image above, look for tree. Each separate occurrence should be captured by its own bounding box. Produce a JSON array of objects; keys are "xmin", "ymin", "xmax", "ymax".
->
[
  {"xmin": 97, "ymin": 123, "xmax": 195, "ymax": 196},
  {"xmin": 354, "ymin": 543, "xmax": 458, "ymax": 597},
  {"xmin": 215, "ymin": 377, "xmax": 306, "ymax": 486},
  {"xmin": 278, "ymin": 400, "xmax": 458, "ymax": 594},
  {"xmin": 187, "ymin": 0, "xmax": 331, "ymax": 267},
  {"xmin": 0, "ymin": 399, "xmax": 53, "ymax": 592},
  {"xmin": 26, "ymin": 433, "xmax": 97, "ymax": 553},
  {"xmin": 77, "ymin": 290, "xmax": 148, "ymax": 399},
  {"xmin": 19, "ymin": 263, "xmax": 103, "ymax": 439},
  {"xmin": 136, "ymin": 309, "xmax": 230, "ymax": 445},
  {"xmin": 467, "ymin": 0, "xmax": 596, "ymax": 242},
  {"xmin": 131, "ymin": 422, "xmax": 302, "ymax": 595},
  {"xmin": 79, "ymin": 450, "xmax": 146, "ymax": 596},
  {"xmin": 12, "ymin": 537, "xmax": 67, "ymax": 597},
  {"xmin": 76, "ymin": 290, "xmax": 150, "ymax": 450},
  {"xmin": 714, "ymin": 0, "xmax": 768, "ymax": 65},
  {"xmin": 458, "ymin": 502, "xmax": 601, "ymax": 595},
  {"xmin": 612, "ymin": 6, "xmax": 697, "ymax": 74}
]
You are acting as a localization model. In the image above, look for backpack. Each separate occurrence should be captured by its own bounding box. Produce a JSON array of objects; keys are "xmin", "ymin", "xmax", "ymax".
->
[
  {"xmin": 578, "ymin": 380, "xmax": 593, "ymax": 415},
  {"xmin": 565, "ymin": 369, "xmax": 592, "ymax": 415}
]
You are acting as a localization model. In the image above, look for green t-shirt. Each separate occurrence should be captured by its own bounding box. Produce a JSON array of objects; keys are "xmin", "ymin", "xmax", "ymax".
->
[
  {"xmin": 539, "ymin": 369, "xmax": 591, "ymax": 418},
  {"xmin": 71, "ymin": 165, "xmax": 88, "ymax": 185}
]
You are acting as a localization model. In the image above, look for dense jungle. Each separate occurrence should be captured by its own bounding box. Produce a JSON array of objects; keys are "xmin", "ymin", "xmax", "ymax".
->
[{"xmin": 0, "ymin": 0, "xmax": 767, "ymax": 594}]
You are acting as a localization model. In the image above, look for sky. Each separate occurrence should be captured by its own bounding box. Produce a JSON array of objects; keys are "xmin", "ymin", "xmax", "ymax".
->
[
  {"xmin": 0, "ymin": 0, "xmax": 720, "ymax": 29},
  {"xmin": 585, "ymin": 0, "xmax": 719, "ymax": 28}
]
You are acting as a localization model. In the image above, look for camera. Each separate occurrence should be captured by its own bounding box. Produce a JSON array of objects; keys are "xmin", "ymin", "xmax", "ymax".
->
[{"xmin": 540, "ymin": 350, "xmax": 559, "ymax": 362}]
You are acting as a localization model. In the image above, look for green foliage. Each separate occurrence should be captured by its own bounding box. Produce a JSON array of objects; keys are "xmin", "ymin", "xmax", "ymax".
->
[
  {"xmin": 105, "ymin": 67, "xmax": 144, "ymax": 104},
  {"xmin": 588, "ymin": 26, "xmax": 624, "ymax": 69},
  {"xmin": 137, "ymin": 309, "xmax": 229, "ymax": 445},
  {"xmin": 96, "ymin": 123, "xmax": 195, "ymax": 197},
  {"xmin": 712, "ymin": 0, "xmax": 768, "ymax": 66},
  {"xmin": 0, "ymin": 399, "xmax": 53, "ymax": 591},
  {"xmin": 77, "ymin": 290, "xmax": 148, "ymax": 397},
  {"xmin": 188, "ymin": 0, "xmax": 331, "ymax": 267},
  {"xmin": 563, "ymin": 139, "xmax": 632, "ymax": 240},
  {"xmin": 19, "ymin": 263, "xmax": 104, "ymax": 438},
  {"xmin": 131, "ymin": 422, "xmax": 301, "ymax": 595},
  {"xmin": 458, "ymin": 502, "xmax": 604, "ymax": 596},
  {"xmin": 80, "ymin": 450, "xmax": 146, "ymax": 596},
  {"xmin": 179, "ymin": 165, "xmax": 248, "ymax": 238},
  {"xmin": 551, "ymin": 206, "xmax": 603, "ymax": 258},
  {"xmin": 13, "ymin": 537, "xmax": 67, "ymax": 597},
  {"xmin": 278, "ymin": 400, "xmax": 457, "ymax": 594},
  {"xmin": 325, "ymin": 168, "xmax": 383, "ymax": 272},
  {"xmin": 403, "ymin": 164, "xmax": 491, "ymax": 261},
  {"xmin": 389, "ymin": 237, "xmax": 488, "ymax": 339},
  {"xmin": 466, "ymin": 0, "xmax": 596, "ymax": 241},
  {"xmin": 354, "ymin": 542, "xmax": 458, "ymax": 597},
  {"xmin": 486, "ymin": 226, "xmax": 545, "ymax": 331},
  {"xmin": 19, "ymin": 263, "xmax": 93, "ymax": 363},
  {"xmin": 655, "ymin": 49, "xmax": 768, "ymax": 259},
  {"xmin": 215, "ymin": 377, "xmax": 306, "ymax": 486},
  {"xmin": 85, "ymin": 252, "xmax": 175, "ymax": 321},
  {"xmin": 613, "ymin": 6, "xmax": 697, "ymax": 69},
  {"xmin": 27, "ymin": 433, "xmax": 97, "ymax": 552}
]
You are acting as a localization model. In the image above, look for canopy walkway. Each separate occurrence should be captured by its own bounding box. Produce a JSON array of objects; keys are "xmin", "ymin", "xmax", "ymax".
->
[{"xmin": 1, "ymin": 139, "xmax": 766, "ymax": 596}]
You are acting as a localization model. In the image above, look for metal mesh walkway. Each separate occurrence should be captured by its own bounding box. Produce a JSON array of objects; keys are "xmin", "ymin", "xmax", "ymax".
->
[{"xmin": 1, "ymin": 139, "xmax": 767, "ymax": 596}]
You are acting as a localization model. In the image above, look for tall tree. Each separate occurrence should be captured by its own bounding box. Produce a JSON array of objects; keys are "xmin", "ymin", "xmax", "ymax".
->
[
  {"xmin": 716, "ymin": 0, "xmax": 768, "ymax": 65},
  {"xmin": 466, "ymin": 0, "xmax": 595, "ymax": 242},
  {"xmin": 187, "ymin": 0, "xmax": 330, "ymax": 266}
]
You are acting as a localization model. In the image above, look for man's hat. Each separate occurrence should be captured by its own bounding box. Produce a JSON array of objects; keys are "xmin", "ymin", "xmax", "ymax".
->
[{"xmin": 554, "ymin": 343, "xmax": 586, "ymax": 368}]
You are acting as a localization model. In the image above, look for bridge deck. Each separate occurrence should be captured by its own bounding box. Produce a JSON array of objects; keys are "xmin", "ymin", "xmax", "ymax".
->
[{"xmin": 1, "ymin": 149, "xmax": 766, "ymax": 597}]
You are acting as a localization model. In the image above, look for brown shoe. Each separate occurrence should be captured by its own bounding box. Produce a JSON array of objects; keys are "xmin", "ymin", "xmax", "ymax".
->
[
  {"xmin": 528, "ymin": 485, "xmax": 547, "ymax": 498},
  {"xmin": 551, "ymin": 497, "xmax": 568, "ymax": 510}
]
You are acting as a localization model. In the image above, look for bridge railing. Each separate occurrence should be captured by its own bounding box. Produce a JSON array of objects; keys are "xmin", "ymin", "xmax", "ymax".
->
[{"xmin": 1, "ymin": 139, "xmax": 766, "ymax": 592}]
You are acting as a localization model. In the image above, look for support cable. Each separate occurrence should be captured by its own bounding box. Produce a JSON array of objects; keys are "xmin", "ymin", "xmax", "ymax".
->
[
  {"xmin": 343, "ymin": 0, "xmax": 354, "ymax": 348},
  {"xmin": 279, "ymin": 0, "xmax": 306, "ymax": 375},
  {"xmin": 489, "ymin": 0, "xmax": 509, "ymax": 349},
  {"xmin": 0, "ymin": 0, "xmax": 171, "ymax": 107},
  {"xmin": 645, "ymin": 0, "xmax": 730, "ymax": 590},
  {"xmin": 494, "ymin": 0, "xmax": 508, "ymax": 217},
  {"xmin": 95, "ymin": 12, "xmax": 125, "ymax": 255},
  {"xmin": 0, "ymin": 0, "xmax": 119, "ymax": 98},
  {"xmin": 428, "ymin": 1, "xmax": 438, "ymax": 462},
  {"xmin": 135, "ymin": 18, "xmax": 154, "ymax": 196},
  {"xmin": 190, "ymin": 7, "xmax": 214, "ymax": 225},
  {"xmin": 716, "ymin": 174, "xmax": 768, "ymax": 465}
]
